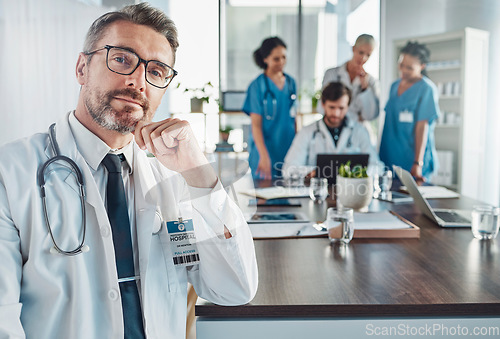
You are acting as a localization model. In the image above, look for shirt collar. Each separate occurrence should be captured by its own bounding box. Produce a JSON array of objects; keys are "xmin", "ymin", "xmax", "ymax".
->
[
  {"xmin": 109, "ymin": 142, "xmax": 134, "ymax": 174},
  {"xmin": 323, "ymin": 116, "xmax": 349, "ymax": 131},
  {"xmin": 68, "ymin": 111, "xmax": 134, "ymax": 173}
]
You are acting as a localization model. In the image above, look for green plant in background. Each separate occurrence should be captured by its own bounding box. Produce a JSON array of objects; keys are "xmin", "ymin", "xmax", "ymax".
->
[
  {"xmin": 299, "ymin": 80, "xmax": 322, "ymax": 112},
  {"xmin": 219, "ymin": 125, "xmax": 233, "ymax": 142},
  {"xmin": 214, "ymin": 97, "xmax": 223, "ymax": 112},
  {"xmin": 338, "ymin": 161, "xmax": 368, "ymax": 178},
  {"xmin": 219, "ymin": 125, "xmax": 233, "ymax": 134},
  {"xmin": 311, "ymin": 89, "xmax": 322, "ymax": 111}
]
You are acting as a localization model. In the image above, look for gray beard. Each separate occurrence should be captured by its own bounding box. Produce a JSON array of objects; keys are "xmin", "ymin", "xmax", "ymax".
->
[{"xmin": 85, "ymin": 88, "xmax": 150, "ymax": 134}]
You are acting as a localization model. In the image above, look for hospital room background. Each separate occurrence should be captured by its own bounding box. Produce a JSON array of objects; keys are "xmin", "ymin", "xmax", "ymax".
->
[{"xmin": 0, "ymin": 0, "xmax": 498, "ymax": 206}]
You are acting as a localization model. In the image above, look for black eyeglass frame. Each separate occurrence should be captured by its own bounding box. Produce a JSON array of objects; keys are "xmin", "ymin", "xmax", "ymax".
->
[{"xmin": 84, "ymin": 45, "xmax": 178, "ymax": 89}]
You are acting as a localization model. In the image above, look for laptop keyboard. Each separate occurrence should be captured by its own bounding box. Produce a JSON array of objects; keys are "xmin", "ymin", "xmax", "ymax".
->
[{"xmin": 434, "ymin": 211, "xmax": 470, "ymax": 223}]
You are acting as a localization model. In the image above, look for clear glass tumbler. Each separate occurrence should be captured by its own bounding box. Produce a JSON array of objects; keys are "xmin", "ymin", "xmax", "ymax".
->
[
  {"xmin": 375, "ymin": 170, "xmax": 393, "ymax": 194},
  {"xmin": 326, "ymin": 207, "xmax": 354, "ymax": 244},
  {"xmin": 309, "ymin": 177, "xmax": 328, "ymax": 203},
  {"xmin": 471, "ymin": 205, "xmax": 500, "ymax": 240},
  {"xmin": 285, "ymin": 168, "xmax": 305, "ymax": 187}
]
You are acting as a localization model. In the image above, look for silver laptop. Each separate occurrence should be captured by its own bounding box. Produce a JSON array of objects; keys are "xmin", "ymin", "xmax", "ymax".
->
[{"xmin": 393, "ymin": 166, "xmax": 471, "ymax": 227}]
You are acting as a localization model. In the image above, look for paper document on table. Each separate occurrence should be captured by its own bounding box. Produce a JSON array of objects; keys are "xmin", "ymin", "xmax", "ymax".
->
[
  {"xmin": 240, "ymin": 186, "xmax": 310, "ymax": 200},
  {"xmin": 352, "ymin": 210, "xmax": 420, "ymax": 238},
  {"xmin": 417, "ymin": 186, "xmax": 460, "ymax": 199},
  {"xmin": 353, "ymin": 211, "xmax": 411, "ymax": 230},
  {"xmin": 400, "ymin": 185, "xmax": 459, "ymax": 199}
]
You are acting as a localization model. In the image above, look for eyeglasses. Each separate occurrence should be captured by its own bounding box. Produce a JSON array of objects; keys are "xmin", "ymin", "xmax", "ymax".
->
[{"xmin": 85, "ymin": 45, "xmax": 178, "ymax": 89}]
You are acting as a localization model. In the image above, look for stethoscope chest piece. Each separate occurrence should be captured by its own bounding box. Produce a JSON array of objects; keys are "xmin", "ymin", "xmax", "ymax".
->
[{"xmin": 262, "ymin": 74, "xmax": 295, "ymax": 121}]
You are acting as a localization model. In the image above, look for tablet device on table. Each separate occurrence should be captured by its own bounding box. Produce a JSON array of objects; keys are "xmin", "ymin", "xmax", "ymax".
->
[
  {"xmin": 248, "ymin": 198, "xmax": 302, "ymax": 207},
  {"xmin": 246, "ymin": 212, "xmax": 309, "ymax": 224},
  {"xmin": 375, "ymin": 191, "xmax": 413, "ymax": 204}
]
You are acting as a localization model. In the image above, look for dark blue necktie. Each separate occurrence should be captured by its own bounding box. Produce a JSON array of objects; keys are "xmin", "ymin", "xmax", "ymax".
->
[{"xmin": 102, "ymin": 154, "xmax": 145, "ymax": 339}]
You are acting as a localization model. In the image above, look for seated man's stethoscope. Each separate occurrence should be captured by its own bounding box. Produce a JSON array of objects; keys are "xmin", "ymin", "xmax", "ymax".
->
[
  {"xmin": 37, "ymin": 123, "xmax": 89, "ymax": 256},
  {"xmin": 262, "ymin": 74, "xmax": 297, "ymax": 120},
  {"xmin": 312, "ymin": 120, "xmax": 354, "ymax": 149}
]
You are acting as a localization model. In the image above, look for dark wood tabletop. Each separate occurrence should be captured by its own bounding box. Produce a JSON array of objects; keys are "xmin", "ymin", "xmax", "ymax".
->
[{"xmin": 196, "ymin": 183, "xmax": 500, "ymax": 318}]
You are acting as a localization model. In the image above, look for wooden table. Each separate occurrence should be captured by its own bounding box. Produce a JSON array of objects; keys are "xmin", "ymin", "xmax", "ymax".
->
[{"xmin": 196, "ymin": 188, "xmax": 500, "ymax": 338}]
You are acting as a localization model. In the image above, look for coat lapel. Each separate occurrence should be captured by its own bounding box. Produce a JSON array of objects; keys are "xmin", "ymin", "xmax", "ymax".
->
[
  {"xmin": 132, "ymin": 146, "xmax": 158, "ymax": 280},
  {"xmin": 336, "ymin": 119, "xmax": 355, "ymax": 151},
  {"xmin": 340, "ymin": 63, "xmax": 354, "ymax": 89},
  {"xmin": 49, "ymin": 113, "xmax": 106, "ymax": 217},
  {"xmin": 318, "ymin": 120, "xmax": 337, "ymax": 152}
]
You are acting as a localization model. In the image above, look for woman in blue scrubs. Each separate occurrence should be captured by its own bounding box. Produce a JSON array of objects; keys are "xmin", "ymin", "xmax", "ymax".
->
[
  {"xmin": 380, "ymin": 41, "xmax": 439, "ymax": 183},
  {"xmin": 243, "ymin": 37, "xmax": 297, "ymax": 180}
]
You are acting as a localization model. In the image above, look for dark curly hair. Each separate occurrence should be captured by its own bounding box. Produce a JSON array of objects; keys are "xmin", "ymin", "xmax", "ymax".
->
[
  {"xmin": 400, "ymin": 41, "xmax": 430, "ymax": 76},
  {"xmin": 253, "ymin": 37, "xmax": 287, "ymax": 70}
]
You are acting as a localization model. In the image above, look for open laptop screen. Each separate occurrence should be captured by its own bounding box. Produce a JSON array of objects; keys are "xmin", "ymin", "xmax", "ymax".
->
[
  {"xmin": 316, "ymin": 153, "xmax": 369, "ymax": 185},
  {"xmin": 393, "ymin": 165, "xmax": 471, "ymax": 227}
]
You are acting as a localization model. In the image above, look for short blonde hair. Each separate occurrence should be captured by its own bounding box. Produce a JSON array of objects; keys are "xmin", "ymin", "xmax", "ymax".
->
[{"xmin": 354, "ymin": 34, "xmax": 375, "ymax": 48}]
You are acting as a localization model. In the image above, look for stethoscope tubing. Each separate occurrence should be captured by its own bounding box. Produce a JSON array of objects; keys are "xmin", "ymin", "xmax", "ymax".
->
[
  {"xmin": 312, "ymin": 120, "xmax": 354, "ymax": 149},
  {"xmin": 262, "ymin": 74, "xmax": 296, "ymax": 121},
  {"xmin": 37, "ymin": 123, "xmax": 88, "ymax": 256}
]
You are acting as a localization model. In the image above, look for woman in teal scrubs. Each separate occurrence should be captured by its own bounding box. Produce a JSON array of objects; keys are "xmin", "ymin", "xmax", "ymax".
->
[
  {"xmin": 243, "ymin": 37, "xmax": 297, "ymax": 180},
  {"xmin": 380, "ymin": 41, "xmax": 439, "ymax": 182}
]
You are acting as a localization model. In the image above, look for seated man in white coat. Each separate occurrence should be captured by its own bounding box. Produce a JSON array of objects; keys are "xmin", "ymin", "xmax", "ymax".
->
[
  {"xmin": 0, "ymin": 4, "xmax": 257, "ymax": 339},
  {"xmin": 283, "ymin": 82, "xmax": 382, "ymax": 177}
]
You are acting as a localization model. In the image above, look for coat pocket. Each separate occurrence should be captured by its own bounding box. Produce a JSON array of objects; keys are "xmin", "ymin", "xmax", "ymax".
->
[{"xmin": 154, "ymin": 222, "xmax": 183, "ymax": 293}]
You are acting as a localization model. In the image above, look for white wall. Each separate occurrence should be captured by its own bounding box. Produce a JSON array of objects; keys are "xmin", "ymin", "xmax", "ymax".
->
[
  {"xmin": 0, "ymin": 0, "xmax": 219, "ymax": 148},
  {"xmin": 444, "ymin": 0, "xmax": 500, "ymax": 206},
  {"xmin": 380, "ymin": 0, "xmax": 447, "ymax": 113},
  {"xmin": 0, "ymin": 0, "xmax": 109, "ymax": 146},
  {"xmin": 380, "ymin": 0, "xmax": 500, "ymax": 206},
  {"xmin": 167, "ymin": 0, "xmax": 219, "ymax": 116}
]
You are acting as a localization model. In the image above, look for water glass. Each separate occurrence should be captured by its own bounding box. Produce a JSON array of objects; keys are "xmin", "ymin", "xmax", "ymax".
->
[
  {"xmin": 309, "ymin": 177, "xmax": 328, "ymax": 202},
  {"xmin": 471, "ymin": 205, "xmax": 500, "ymax": 240},
  {"xmin": 326, "ymin": 207, "xmax": 354, "ymax": 244},
  {"xmin": 374, "ymin": 170, "xmax": 393, "ymax": 193},
  {"xmin": 285, "ymin": 168, "xmax": 305, "ymax": 187}
]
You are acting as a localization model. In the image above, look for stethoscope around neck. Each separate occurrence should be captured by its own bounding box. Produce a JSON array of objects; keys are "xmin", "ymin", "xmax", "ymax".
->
[
  {"xmin": 37, "ymin": 123, "xmax": 89, "ymax": 256},
  {"xmin": 262, "ymin": 74, "xmax": 297, "ymax": 121},
  {"xmin": 312, "ymin": 120, "xmax": 354, "ymax": 149}
]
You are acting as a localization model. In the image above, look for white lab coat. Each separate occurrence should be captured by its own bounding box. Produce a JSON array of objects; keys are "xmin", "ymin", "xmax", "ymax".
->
[
  {"xmin": 321, "ymin": 62, "xmax": 380, "ymax": 121},
  {"xmin": 282, "ymin": 118, "xmax": 382, "ymax": 176},
  {"xmin": 0, "ymin": 113, "xmax": 258, "ymax": 339}
]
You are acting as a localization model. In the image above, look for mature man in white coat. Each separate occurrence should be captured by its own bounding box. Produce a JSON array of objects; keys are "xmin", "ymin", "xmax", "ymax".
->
[
  {"xmin": 282, "ymin": 82, "xmax": 382, "ymax": 177},
  {"xmin": 0, "ymin": 3, "xmax": 257, "ymax": 339},
  {"xmin": 321, "ymin": 34, "xmax": 379, "ymax": 143},
  {"xmin": 321, "ymin": 34, "xmax": 379, "ymax": 123}
]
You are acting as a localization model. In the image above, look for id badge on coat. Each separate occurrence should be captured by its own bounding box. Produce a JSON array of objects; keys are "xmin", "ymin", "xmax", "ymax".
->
[
  {"xmin": 166, "ymin": 218, "xmax": 200, "ymax": 266},
  {"xmin": 399, "ymin": 110, "xmax": 414, "ymax": 123}
]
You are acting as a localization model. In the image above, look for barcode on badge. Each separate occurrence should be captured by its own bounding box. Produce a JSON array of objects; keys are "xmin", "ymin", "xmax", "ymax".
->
[{"xmin": 173, "ymin": 253, "xmax": 200, "ymax": 265}]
